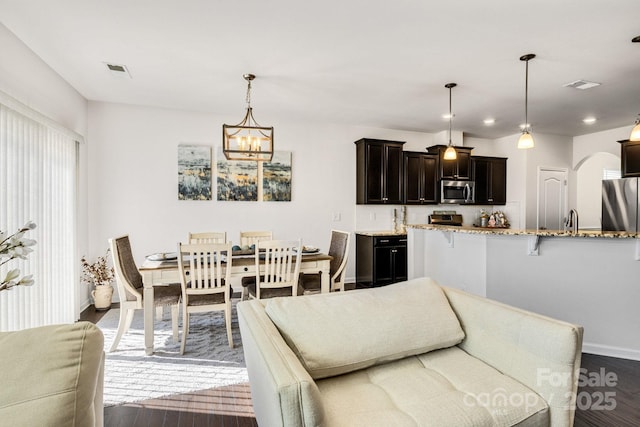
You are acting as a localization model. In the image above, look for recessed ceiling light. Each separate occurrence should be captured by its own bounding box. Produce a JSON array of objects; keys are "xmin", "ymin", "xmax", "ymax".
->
[
  {"xmin": 563, "ymin": 80, "xmax": 600, "ymax": 90},
  {"xmin": 483, "ymin": 118, "xmax": 495, "ymax": 125},
  {"xmin": 442, "ymin": 113, "xmax": 454, "ymax": 120},
  {"xmin": 104, "ymin": 62, "xmax": 132, "ymax": 79},
  {"xmin": 583, "ymin": 117, "xmax": 597, "ymax": 124},
  {"xmin": 519, "ymin": 123, "xmax": 531, "ymax": 130}
]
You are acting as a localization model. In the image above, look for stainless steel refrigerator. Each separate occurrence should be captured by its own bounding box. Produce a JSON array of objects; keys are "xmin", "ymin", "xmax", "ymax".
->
[{"xmin": 602, "ymin": 178, "xmax": 640, "ymax": 232}]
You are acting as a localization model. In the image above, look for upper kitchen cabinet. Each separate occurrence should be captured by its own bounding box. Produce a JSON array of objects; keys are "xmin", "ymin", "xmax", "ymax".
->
[
  {"xmin": 355, "ymin": 139, "xmax": 405, "ymax": 204},
  {"xmin": 619, "ymin": 139, "xmax": 640, "ymax": 177},
  {"xmin": 403, "ymin": 151, "xmax": 438, "ymax": 204},
  {"xmin": 427, "ymin": 145, "xmax": 473, "ymax": 180},
  {"xmin": 472, "ymin": 156, "xmax": 507, "ymax": 205}
]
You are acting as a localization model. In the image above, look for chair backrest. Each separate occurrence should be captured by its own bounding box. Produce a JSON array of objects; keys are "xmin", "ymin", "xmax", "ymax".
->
[
  {"xmin": 255, "ymin": 239, "xmax": 302, "ymax": 298},
  {"xmin": 328, "ymin": 230, "xmax": 351, "ymax": 284},
  {"xmin": 188, "ymin": 231, "xmax": 227, "ymax": 244},
  {"xmin": 178, "ymin": 242, "xmax": 232, "ymax": 297},
  {"xmin": 109, "ymin": 235, "xmax": 143, "ymax": 303},
  {"xmin": 240, "ymin": 231, "xmax": 273, "ymax": 247}
]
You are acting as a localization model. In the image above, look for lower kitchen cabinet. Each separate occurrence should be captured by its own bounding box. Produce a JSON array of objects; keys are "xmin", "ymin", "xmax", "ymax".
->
[{"xmin": 356, "ymin": 233, "xmax": 407, "ymax": 287}]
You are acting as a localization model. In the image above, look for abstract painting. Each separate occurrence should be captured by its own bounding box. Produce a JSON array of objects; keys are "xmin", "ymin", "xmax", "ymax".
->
[
  {"xmin": 216, "ymin": 148, "xmax": 258, "ymax": 201},
  {"xmin": 178, "ymin": 144, "xmax": 211, "ymax": 200},
  {"xmin": 263, "ymin": 151, "xmax": 292, "ymax": 201}
]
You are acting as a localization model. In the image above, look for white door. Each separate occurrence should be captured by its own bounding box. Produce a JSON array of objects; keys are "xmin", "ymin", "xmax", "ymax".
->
[{"xmin": 537, "ymin": 167, "xmax": 568, "ymax": 230}]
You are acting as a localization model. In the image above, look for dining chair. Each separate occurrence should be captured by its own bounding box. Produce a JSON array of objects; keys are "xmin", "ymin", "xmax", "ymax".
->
[
  {"xmin": 108, "ymin": 235, "xmax": 181, "ymax": 352},
  {"xmin": 239, "ymin": 230, "xmax": 272, "ymax": 247},
  {"xmin": 241, "ymin": 239, "xmax": 302, "ymax": 300},
  {"xmin": 300, "ymin": 230, "xmax": 351, "ymax": 294},
  {"xmin": 188, "ymin": 231, "xmax": 227, "ymax": 244},
  {"xmin": 177, "ymin": 242, "xmax": 234, "ymax": 353}
]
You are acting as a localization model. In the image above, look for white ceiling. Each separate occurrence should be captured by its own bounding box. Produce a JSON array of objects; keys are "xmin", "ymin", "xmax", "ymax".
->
[{"xmin": 1, "ymin": 0, "xmax": 639, "ymax": 140}]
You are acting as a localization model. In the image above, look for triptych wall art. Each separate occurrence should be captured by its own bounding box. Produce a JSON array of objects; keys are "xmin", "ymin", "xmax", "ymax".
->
[{"xmin": 177, "ymin": 144, "xmax": 291, "ymax": 202}]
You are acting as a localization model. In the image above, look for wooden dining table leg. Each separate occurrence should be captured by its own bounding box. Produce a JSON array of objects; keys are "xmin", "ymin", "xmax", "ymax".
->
[{"xmin": 143, "ymin": 284, "xmax": 155, "ymax": 355}]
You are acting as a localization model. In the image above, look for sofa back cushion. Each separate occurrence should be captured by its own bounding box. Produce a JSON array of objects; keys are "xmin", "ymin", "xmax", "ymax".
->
[{"xmin": 264, "ymin": 277, "xmax": 464, "ymax": 379}]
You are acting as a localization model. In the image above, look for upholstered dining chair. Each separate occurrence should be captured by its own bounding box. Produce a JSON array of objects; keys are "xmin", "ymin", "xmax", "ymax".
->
[
  {"xmin": 188, "ymin": 231, "xmax": 227, "ymax": 244},
  {"xmin": 177, "ymin": 242, "xmax": 234, "ymax": 353},
  {"xmin": 241, "ymin": 239, "xmax": 302, "ymax": 300},
  {"xmin": 239, "ymin": 230, "xmax": 272, "ymax": 247},
  {"xmin": 108, "ymin": 235, "xmax": 181, "ymax": 352},
  {"xmin": 300, "ymin": 230, "xmax": 351, "ymax": 294}
]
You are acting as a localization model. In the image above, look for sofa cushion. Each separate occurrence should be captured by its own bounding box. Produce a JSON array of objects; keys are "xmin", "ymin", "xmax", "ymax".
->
[
  {"xmin": 264, "ymin": 277, "xmax": 465, "ymax": 379},
  {"xmin": 0, "ymin": 322, "xmax": 104, "ymax": 427},
  {"xmin": 316, "ymin": 346, "xmax": 549, "ymax": 427}
]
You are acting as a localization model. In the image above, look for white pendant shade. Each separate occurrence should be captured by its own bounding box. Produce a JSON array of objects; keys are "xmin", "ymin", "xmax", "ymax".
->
[
  {"xmin": 631, "ymin": 122, "xmax": 640, "ymax": 142},
  {"xmin": 444, "ymin": 145, "xmax": 457, "ymax": 160},
  {"xmin": 517, "ymin": 131, "xmax": 535, "ymax": 149}
]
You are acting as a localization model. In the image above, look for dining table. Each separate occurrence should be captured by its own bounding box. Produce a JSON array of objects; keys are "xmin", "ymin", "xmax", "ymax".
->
[{"xmin": 138, "ymin": 251, "xmax": 333, "ymax": 355}]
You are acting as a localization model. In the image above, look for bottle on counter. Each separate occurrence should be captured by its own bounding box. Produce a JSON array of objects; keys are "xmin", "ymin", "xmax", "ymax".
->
[{"xmin": 480, "ymin": 209, "xmax": 489, "ymax": 228}]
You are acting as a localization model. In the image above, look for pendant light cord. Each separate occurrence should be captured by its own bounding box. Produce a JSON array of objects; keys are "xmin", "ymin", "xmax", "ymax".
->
[
  {"xmin": 449, "ymin": 86, "xmax": 452, "ymax": 144},
  {"xmin": 524, "ymin": 59, "xmax": 529, "ymax": 132}
]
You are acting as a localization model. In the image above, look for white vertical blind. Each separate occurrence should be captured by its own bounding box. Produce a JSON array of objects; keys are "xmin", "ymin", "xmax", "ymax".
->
[{"xmin": 0, "ymin": 103, "xmax": 78, "ymax": 331}]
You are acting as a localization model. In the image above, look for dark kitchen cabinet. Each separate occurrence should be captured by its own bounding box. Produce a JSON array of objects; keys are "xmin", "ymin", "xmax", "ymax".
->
[
  {"xmin": 356, "ymin": 233, "xmax": 407, "ymax": 287},
  {"xmin": 355, "ymin": 139, "xmax": 405, "ymax": 204},
  {"xmin": 619, "ymin": 139, "xmax": 640, "ymax": 177},
  {"xmin": 403, "ymin": 151, "xmax": 438, "ymax": 204},
  {"xmin": 472, "ymin": 156, "xmax": 507, "ymax": 205},
  {"xmin": 427, "ymin": 145, "xmax": 473, "ymax": 180}
]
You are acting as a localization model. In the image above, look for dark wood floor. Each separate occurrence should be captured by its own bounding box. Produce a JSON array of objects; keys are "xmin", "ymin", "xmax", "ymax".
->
[{"xmin": 83, "ymin": 305, "xmax": 640, "ymax": 426}]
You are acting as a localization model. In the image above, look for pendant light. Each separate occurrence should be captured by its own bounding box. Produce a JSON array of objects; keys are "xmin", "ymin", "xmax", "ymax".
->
[
  {"xmin": 222, "ymin": 73, "xmax": 274, "ymax": 162},
  {"xmin": 443, "ymin": 83, "xmax": 457, "ymax": 160},
  {"xmin": 518, "ymin": 54, "xmax": 535, "ymax": 149},
  {"xmin": 631, "ymin": 115, "xmax": 640, "ymax": 142}
]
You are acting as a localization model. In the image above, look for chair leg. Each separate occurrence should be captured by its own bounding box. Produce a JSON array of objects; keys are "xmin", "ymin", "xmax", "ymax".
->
[
  {"xmin": 171, "ymin": 303, "xmax": 179, "ymax": 342},
  {"xmin": 225, "ymin": 304, "xmax": 234, "ymax": 348},
  {"xmin": 240, "ymin": 286, "xmax": 248, "ymax": 301},
  {"xmin": 109, "ymin": 307, "xmax": 135, "ymax": 352},
  {"xmin": 155, "ymin": 306, "xmax": 163, "ymax": 320},
  {"xmin": 180, "ymin": 306, "xmax": 189, "ymax": 355}
]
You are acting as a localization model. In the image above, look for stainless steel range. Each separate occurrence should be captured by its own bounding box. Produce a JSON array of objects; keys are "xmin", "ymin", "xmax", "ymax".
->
[{"xmin": 428, "ymin": 210, "xmax": 463, "ymax": 226}]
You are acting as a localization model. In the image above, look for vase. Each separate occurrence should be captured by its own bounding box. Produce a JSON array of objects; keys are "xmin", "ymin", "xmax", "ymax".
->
[{"xmin": 92, "ymin": 284, "xmax": 114, "ymax": 311}]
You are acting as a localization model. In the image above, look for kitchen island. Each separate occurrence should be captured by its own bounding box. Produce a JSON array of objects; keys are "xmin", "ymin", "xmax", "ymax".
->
[{"xmin": 407, "ymin": 224, "xmax": 640, "ymax": 361}]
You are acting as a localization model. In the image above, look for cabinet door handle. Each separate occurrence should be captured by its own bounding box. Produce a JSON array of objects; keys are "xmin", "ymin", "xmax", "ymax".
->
[
  {"xmin": 488, "ymin": 198, "xmax": 493, "ymax": 202},
  {"xmin": 379, "ymin": 239, "xmax": 390, "ymax": 243}
]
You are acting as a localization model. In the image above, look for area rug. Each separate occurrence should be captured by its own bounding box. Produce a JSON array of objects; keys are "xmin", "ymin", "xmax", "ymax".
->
[{"xmin": 96, "ymin": 299, "xmax": 248, "ymax": 406}]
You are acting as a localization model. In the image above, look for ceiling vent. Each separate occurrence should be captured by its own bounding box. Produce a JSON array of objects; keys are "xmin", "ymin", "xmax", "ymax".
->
[
  {"xmin": 104, "ymin": 62, "xmax": 131, "ymax": 79},
  {"xmin": 563, "ymin": 79, "xmax": 600, "ymax": 90}
]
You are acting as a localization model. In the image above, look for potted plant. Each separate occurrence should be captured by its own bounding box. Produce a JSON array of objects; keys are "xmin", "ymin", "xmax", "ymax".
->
[
  {"xmin": 1, "ymin": 221, "xmax": 37, "ymax": 292},
  {"xmin": 81, "ymin": 250, "xmax": 115, "ymax": 310}
]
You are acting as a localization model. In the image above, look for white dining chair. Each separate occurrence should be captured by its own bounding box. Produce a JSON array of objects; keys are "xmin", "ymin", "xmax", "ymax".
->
[
  {"xmin": 241, "ymin": 239, "xmax": 302, "ymax": 300},
  {"xmin": 188, "ymin": 231, "xmax": 227, "ymax": 244},
  {"xmin": 300, "ymin": 230, "xmax": 351, "ymax": 294},
  {"xmin": 239, "ymin": 230, "xmax": 272, "ymax": 247},
  {"xmin": 177, "ymin": 242, "xmax": 234, "ymax": 353},
  {"xmin": 108, "ymin": 235, "xmax": 181, "ymax": 352}
]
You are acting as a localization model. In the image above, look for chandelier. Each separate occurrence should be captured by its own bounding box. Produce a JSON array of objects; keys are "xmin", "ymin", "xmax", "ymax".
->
[{"xmin": 222, "ymin": 74, "xmax": 274, "ymax": 161}]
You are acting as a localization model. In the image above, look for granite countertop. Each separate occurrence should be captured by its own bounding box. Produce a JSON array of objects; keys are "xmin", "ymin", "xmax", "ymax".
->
[
  {"xmin": 406, "ymin": 224, "xmax": 639, "ymax": 239},
  {"xmin": 355, "ymin": 230, "xmax": 408, "ymax": 237}
]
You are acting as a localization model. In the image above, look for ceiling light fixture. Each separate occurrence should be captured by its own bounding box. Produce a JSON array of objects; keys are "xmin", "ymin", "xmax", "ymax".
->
[
  {"xmin": 222, "ymin": 73, "xmax": 274, "ymax": 162},
  {"xmin": 443, "ymin": 83, "xmax": 457, "ymax": 160},
  {"xmin": 583, "ymin": 117, "xmax": 597, "ymax": 125},
  {"xmin": 483, "ymin": 118, "xmax": 495, "ymax": 126},
  {"xmin": 518, "ymin": 54, "xmax": 535, "ymax": 149}
]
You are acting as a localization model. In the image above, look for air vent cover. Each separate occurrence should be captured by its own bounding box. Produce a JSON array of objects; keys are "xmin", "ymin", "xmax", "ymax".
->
[
  {"xmin": 563, "ymin": 80, "xmax": 600, "ymax": 90},
  {"xmin": 104, "ymin": 62, "xmax": 131, "ymax": 78}
]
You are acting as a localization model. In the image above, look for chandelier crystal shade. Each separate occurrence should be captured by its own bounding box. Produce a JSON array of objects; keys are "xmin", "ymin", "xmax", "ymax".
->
[
  {"xmin": 518, "ymin": 54, "xmax": 535, "ymax": 149},
  {"xmin": 222, "ymin": 74, "xmax": 274, "ymax": 162},
  {"xmin": 443, "ymin": 83, "xmax": 457, "ymax": 160}
]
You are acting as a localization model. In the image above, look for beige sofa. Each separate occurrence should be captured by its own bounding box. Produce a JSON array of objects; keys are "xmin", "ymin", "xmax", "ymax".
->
[
  {"xmin": 238, "ymin": 277, "xmax": 583, "ymax": 427},
  {"xmin": 0, "ymin": 322, "xmax": 105, "ymax": 427}
]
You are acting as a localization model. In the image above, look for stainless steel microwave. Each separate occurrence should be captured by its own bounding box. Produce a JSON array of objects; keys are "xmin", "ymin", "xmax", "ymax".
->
[{"xmin": 441, "ymin": 180, "xmax": 475, "ymax": 204}]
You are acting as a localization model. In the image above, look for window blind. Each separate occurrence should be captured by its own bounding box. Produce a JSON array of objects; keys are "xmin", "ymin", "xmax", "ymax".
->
[{"xmin": 0, "ymin": 103, "xmax": 78, "ymax": 331}]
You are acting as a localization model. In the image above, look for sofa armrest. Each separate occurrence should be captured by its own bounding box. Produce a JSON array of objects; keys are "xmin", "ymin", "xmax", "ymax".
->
[
  {"xmin": 442, "ymin": 286, "xmax": 583, "ymax": 427},
  {"xmin": 237, "ymin": 300, "xmax": 325, "ymax": 427}
]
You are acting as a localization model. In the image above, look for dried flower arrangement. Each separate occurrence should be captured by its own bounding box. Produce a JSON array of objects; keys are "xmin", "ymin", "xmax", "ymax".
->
[{"xmin": 81, "ymin": 249, "xmax": 114, "ymax": 286}]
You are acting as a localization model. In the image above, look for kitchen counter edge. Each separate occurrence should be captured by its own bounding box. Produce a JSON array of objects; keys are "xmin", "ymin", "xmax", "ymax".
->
[{"xmin": 406, "ymin": 224, "xmax": 638, "ymax": 239}]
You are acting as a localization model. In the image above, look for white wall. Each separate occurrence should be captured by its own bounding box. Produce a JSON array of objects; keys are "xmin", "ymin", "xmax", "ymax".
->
[{"xmin": 0, "ymin": 23, "xmax": 91, "ymax": 314}]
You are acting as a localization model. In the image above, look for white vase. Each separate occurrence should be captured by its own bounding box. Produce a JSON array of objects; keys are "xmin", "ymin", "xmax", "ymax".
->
[{"xmin": 92, "ymin": 284, "xmax": 114, "ymax": 311}]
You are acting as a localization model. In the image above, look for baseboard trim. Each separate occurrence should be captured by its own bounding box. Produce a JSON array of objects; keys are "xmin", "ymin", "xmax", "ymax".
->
[{"xmin": 582, "ymin": 342, "xmax": 640, "ymax": 361}]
